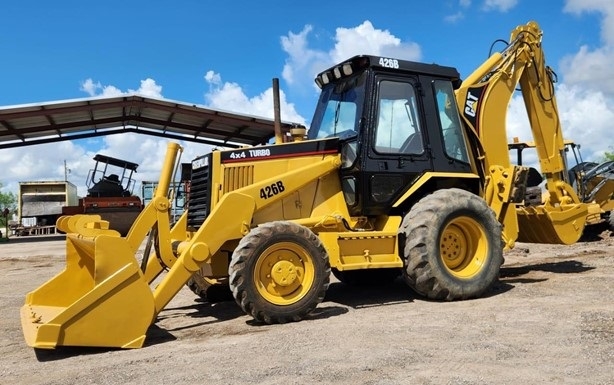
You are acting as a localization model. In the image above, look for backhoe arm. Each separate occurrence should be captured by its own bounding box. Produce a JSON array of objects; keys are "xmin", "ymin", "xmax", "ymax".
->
[{"xmin": 456, "ymin": 21, "xmax": 588, "ymax": 244}]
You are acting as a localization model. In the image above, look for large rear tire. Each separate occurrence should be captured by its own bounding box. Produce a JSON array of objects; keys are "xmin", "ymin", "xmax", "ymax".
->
[
  {"xmin": 229, "ymin": 221, "xmax": 330, "ymax": 324},
  {"xmin": 399, "ymin": 188, "xmax": 502, "ymax": 300}
]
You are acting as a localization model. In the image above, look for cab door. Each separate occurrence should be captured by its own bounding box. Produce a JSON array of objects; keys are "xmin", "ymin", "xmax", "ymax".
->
[{"xmin": 360, "ymin": 75, "xmax": 433, "ymax": 216}]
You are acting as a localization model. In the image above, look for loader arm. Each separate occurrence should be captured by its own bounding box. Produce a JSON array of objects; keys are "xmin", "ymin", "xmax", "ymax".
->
[
  {"xmin": 21, "ymin": 143, "xmax": 341, "ymax": 349},
  {"xmin": 455, "ymin": 21, "xmax": 588, "ymax": 245}
]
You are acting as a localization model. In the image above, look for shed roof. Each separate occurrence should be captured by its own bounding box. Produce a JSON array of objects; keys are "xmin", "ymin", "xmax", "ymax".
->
[{"xmin": 0, "ymin": 95, "xmax": 298, "ymax": 149}]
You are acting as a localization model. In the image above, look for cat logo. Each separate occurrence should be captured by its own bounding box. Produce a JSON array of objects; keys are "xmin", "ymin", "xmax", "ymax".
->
[{"xmin": 464, "ymin": 91, "xmax": 479, "ymax": 118}]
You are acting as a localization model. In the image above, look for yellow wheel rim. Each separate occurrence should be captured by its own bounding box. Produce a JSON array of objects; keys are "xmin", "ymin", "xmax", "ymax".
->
[
  {"xmin": 440, "ymin": 216, "xmax": 488, "ymax": 278},
  {"xmin": 254, "ymin": 241, "xmax": 316, "ymax": 305}
]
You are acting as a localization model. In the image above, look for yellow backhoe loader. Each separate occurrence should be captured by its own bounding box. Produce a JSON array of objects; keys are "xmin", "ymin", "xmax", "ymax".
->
[{"xmin": 21, "ymin": 21, "xmax": 591, "ymax": 349}]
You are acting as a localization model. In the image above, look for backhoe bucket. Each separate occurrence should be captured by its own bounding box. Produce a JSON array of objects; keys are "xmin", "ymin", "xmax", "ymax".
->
[
  {"xmin": 20, "ymin": 233, "xmax": 155, "ymax": 349},
  {"xmin": 516, "ymin": 203, "xmax": 588, "ymax": 245}
]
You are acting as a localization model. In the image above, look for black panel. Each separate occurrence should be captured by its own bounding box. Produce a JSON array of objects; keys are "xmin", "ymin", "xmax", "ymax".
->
[
  {"xmin": 220, "ymin": 138, "xmax": 339, "ymax": 164},
  {"xmin": 187, "ymin": 153, "xmax": 212, "ymax": 229}
]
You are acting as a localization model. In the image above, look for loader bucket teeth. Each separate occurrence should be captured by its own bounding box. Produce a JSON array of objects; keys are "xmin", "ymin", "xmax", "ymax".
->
[{"xmin": 20, "ymin": 233, "xmax": 155, "ymax": 349}]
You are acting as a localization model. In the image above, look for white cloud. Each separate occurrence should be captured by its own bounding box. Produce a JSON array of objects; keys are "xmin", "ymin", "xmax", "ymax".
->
[
  {"xmin": 564, "ymin": 0, "xmax": 614, "ymax": 45},
  {"xmin": 482, "ymin": 0, "xmax": 518, "ymax": 12},
  {"xmin": 203, "ymin": 72, "xmax": 305, "ymax": 125},
  {"xmin": 280, "ymin": 25, "xmax": 328, "ymax": 86},
  {"xmin": 281, "ymin": 21, "xmax": 422, "ymax": 92},
  {"xmin": 79, "ymin": 78, "xmax": 163, "ymax": 98},
  {"xmin": 562, "ymin": 1, "xmax": 614, "ymax": 96},
  {"xmin": 80, "ymin": 78, "xmax": 100, "ymax": 96},
  {"xmin": 331, "ymin": 21, "xmax": 421, "ymax": 64},
  {"xmin": 556, "ymin": 85, "xmax": 614, "ymax": 160},
  {"xmin": 0, "ymin": 141, "xmax": 87, "ymax": 196},
  {"xmin": 128, "ymin": 78, "xmax": 163, "ymax": 98},
  {"xmin": 548, "ymin": 0, "xmax": 614, "ymax": 164},
  {"xmin": 204, "ymin": 70, "xmax": 221, "ymax": 86},
  {"xmin": 560, "ymin": 46, "xmax": 614, "ymax": 95}
]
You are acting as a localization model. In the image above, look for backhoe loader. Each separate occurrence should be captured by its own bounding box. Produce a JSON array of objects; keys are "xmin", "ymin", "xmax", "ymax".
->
[{"xmin": 21, "ymin": 21, "xmax": 590, "ymax": 349}]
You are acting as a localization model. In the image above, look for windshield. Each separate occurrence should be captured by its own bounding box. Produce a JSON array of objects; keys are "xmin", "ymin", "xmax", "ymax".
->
[{"xmin": 307, "ymin": 72, "xmax": 367, "ymax": 140}]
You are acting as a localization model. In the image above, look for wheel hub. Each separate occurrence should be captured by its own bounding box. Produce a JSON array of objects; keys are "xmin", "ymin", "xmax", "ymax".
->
[
  {"xmin": 271, "ymin": 260, "xmax": 298, "ymax": 287},
  {"xmin": 441, "ymin": 226, "xmax": 467, "ymax": 269}
]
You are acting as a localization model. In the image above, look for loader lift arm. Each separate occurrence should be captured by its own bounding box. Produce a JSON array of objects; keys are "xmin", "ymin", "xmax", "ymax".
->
[
  {"xmin": 455, "ymin": 21, "xmax": 588, "ymax": 245},
  {"xmin": 148, "ymin": 154, "xmax": 341, "ymax": 315}
]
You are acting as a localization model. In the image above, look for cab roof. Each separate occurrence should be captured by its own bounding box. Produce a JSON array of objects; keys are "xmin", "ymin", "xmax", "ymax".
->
[{"xmin": 316, "ymin": 55, "xmax": 461, "ymax": 83}]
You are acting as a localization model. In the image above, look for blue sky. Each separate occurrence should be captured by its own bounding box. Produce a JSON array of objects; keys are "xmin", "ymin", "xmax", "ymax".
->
[{"xmin": 1, "ymin": 0, "xmax": 613, "ymax": 198}]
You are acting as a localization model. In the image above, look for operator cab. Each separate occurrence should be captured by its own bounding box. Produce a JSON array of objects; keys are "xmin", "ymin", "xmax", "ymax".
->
[{"xmin": 308, "ymin": 55, "xmax": 473, "ymax": 216}]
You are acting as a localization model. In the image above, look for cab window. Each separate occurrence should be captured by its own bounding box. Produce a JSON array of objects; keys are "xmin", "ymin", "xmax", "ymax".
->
[
  {"xmin": 433, "ymin": 80, "xmax": 470, "ymax": 163},
  {"xmin": 374, "ymin": 80, "xmax": 423, "ymax": 154}
]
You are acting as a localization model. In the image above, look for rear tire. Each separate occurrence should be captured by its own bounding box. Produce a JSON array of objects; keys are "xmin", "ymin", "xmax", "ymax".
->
[
  {"xmin": 229, "ymin": 221, "xmax": 330, "ymax": 324},
  {"xmin": 399, "ymin": 188, "xmax": 502, "ymax": 300},
  {"xmin": 608, "ymin": 211, "xmax": 614, "ymax": 232}
]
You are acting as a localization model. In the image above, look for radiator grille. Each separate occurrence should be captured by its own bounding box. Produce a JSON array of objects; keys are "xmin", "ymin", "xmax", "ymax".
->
[{"xmin": 187, "ymin": 154, "xmax": 211, "ymax": 228}]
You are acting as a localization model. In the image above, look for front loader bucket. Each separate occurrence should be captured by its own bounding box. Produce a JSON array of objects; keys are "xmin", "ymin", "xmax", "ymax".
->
[
  {"xmin": 20, "ymin": 233, "xmax": 155, "ymax": 349},
  {"xmin": 516, "ymin": 203, "xmax": 588, "ymax": 245}
]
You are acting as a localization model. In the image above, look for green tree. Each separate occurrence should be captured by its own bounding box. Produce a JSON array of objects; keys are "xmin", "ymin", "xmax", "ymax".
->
[
  {"xmin": 0, "ymin": 182, "xmax": 18, "ymax": 229},
  {"xmin": 601, "ymin": 145, "xmax": 614, "ymax": 162}
]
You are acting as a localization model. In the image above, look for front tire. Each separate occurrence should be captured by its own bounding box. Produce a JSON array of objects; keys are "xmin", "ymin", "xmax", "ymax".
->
[
  {"xmin": 399, "ymin": 188, "xmax": 502, "ymax": 300},
  {"xmin": 229, "ymin": 221, "xmax": 330, "ymax": 324}
]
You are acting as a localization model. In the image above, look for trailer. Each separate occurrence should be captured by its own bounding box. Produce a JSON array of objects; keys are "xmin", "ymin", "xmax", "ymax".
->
[{"xmin": 17, "ymin": 181, "xmax": 78, "ymax": 235}]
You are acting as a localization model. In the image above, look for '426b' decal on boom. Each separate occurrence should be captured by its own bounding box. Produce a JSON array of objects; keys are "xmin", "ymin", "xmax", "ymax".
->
[{"xmin": 260, "ymin": 181, "xmax": 285, "ymax": 200}]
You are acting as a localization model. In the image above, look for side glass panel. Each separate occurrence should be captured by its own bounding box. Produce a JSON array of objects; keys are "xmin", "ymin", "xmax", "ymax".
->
[
  {"xmin": 317, "ymin": 100, "xmax": 357, "ymax": 138},
  {"xmin": 433, "ymin": 80, "xmax": 470, "ymax": 163},
  {"xmin": 374, "ymin": 80, "xmax": 423, "ymax": 155}
]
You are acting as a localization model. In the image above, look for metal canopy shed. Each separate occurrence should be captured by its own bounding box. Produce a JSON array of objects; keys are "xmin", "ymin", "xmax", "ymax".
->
[{"xmin": 0, "ymin": 95, "xmax": 299, "ymax": 150}]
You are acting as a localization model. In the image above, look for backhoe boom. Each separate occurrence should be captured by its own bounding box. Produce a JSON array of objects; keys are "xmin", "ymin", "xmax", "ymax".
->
[{"xmin": 456, "ymin": 21, "xmax": 588, "ymax": 245}]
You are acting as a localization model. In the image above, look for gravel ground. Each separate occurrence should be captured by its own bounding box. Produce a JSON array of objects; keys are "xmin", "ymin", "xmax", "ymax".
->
[{"xmin": 1, "ymin": 232, "xmax": 613, "ymax": 385}]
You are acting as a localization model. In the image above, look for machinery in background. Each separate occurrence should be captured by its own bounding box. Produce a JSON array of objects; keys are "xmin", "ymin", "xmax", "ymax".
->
[
  {"xmin": 509, "ymin": 139, "xmax": 614, "ymax": 232},
  {"xmin": 61, "ymin": 154, "xmax": 142, "ymax": 236}
]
